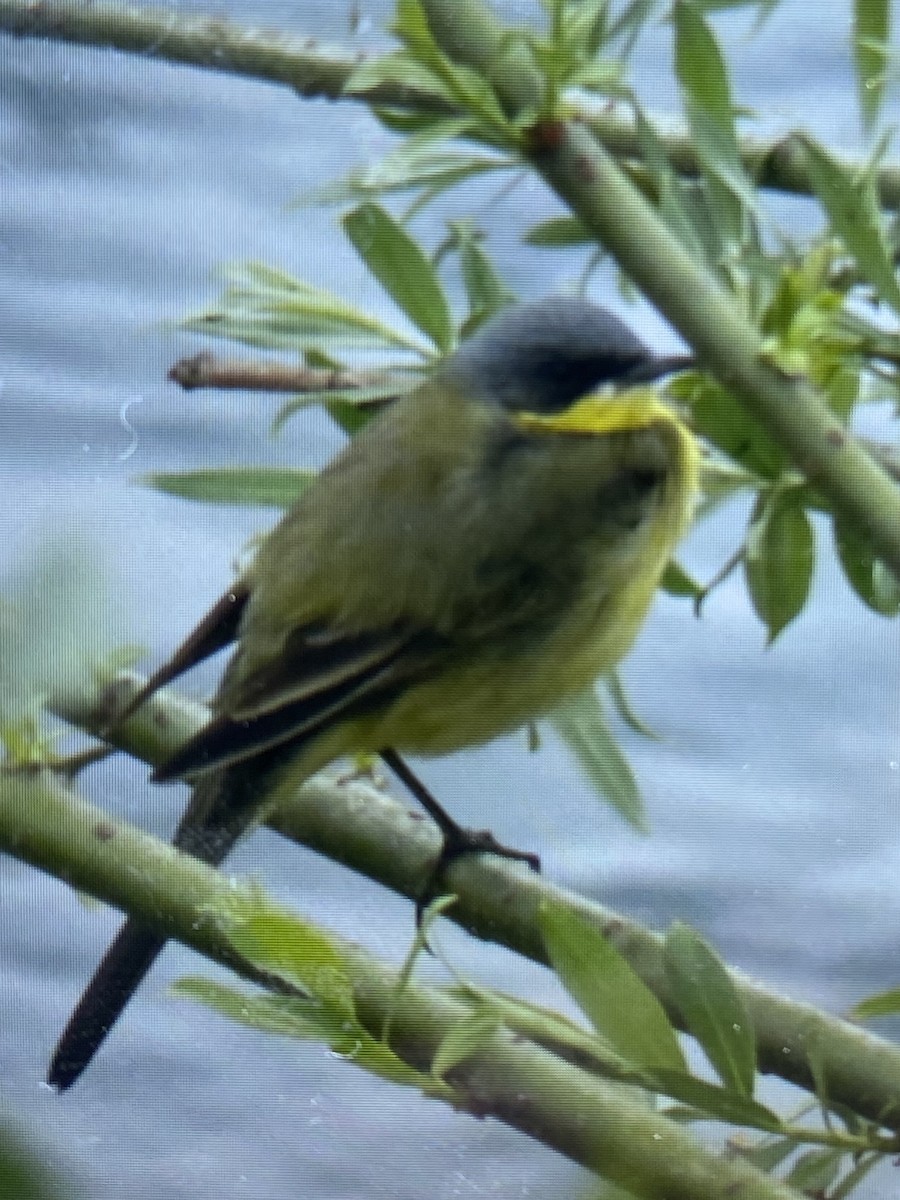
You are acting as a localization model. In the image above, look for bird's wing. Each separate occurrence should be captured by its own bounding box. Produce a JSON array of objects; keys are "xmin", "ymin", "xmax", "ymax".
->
[
  {"xmin": 153, "ymin": 620, "xmax": 445, "ymax": 780},
  {"xmin": 119, "ymin": 582, "xmax": 250, "ymax": 720}
]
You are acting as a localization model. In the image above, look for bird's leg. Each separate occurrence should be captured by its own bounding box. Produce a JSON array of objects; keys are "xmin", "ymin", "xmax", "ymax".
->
[{"xmin": 379, "ymin": 749, "xmax": 540, "ymax": 921}]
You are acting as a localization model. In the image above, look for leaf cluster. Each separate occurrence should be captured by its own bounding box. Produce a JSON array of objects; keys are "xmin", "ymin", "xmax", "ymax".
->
[{"xmin": 178, "ymin": 886, "xmax": 893, "ymax": 1200}]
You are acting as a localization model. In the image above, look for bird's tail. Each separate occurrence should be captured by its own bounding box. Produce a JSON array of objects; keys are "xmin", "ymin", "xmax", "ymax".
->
[
  {"xmin": 47, "ymin": 922, "xmax": 169, "ymax": 1091},
  {"xmin": 47, "ymin": 764, "xmax": 267, "ymax": 1091}
]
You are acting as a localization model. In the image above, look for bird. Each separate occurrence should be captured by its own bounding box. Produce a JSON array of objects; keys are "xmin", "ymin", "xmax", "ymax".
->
[{"xmin": 48, "ymin": 295, "xmax": 699, "ymax": 1091}]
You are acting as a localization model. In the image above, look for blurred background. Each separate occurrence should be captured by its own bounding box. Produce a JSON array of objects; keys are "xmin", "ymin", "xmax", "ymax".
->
[{"xmin": 3, "ymin": 1, "xmax": 900, "ymax": 1196}]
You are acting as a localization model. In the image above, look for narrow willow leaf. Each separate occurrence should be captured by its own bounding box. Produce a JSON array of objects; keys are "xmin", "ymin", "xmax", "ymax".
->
[
  {"xmin": 566, "ymin": 58, "xmax": 624, "ymax": 96},
  {"xmin": 854, "ymin": 0, "xmax": 890, "ymax": 130},
  {"xmin": 540, "ymin": 902, "xmax": 687, "ymax": 1072},
  {"xmin": 785, "ymin": 1148, "xmax": 844, "ymax": 1194},
  {"xmin": 745, "ymin": 488, "xmax": 814, "ymax": 642},
  {"xmin": 371, "ymin": 106, "xmax": 456, "ymax": 134},
  {"xmin": 343, "ymin": 203, "xmax": 454, "ymax": 352},
  {"xmin": 447, "ymin": 982, "xmax": 623, "ymax": 1067},
  {"xmin": 830, "ymin": 1154, "xmax": 882, "ymax": 1200},
  {"xmin": 729, "ymin": 1134, "xmax": 798, "ymax": 1173},
  {"xmin": 393, "ymin": 0, "xmax": 440, "ymax": 59},
  {"xmin": 634, "ymin": 108, "xmax": 707, "ymax": 259},
  {"xmin": 173, "ymin": 978, "xmax": 347, "ymax": 1043},
  {"xmin": 343, "ymin": 49, "xmax": 455, "ymax": 104},
  {"xmin": 181, "ymin": 264, "xmax": 428, "ymax": 355},
  {"xmin": 445, "ymin": 220, "xmax": 515, "ymax": 324},
  {"xmin": 174, "ymin": 979, "xmax": 455, "ymax": 1098},
  {"xmin": 664, "ymin": 923, "xmax": 756, "ymax": 1096},
  {"xmin": 140, "ymin": 468, "xmax": 315, "ymax": 509},
  {"xmin": 524, "ymin": 216, "xmax": 592, "ymax": 246},
  {"xmin": 849, "ymin": 986, "xmax": 900, "ymax": 1019},
  {"xmin": 550, "ymin": 687, "xmax": 647, "ymax": 832},
  {"xmin": 306, "ymin": 153, "xmax": 500, "ymax": 206},
  {"xmin": 660, "ymin": 559, "xmax": 703, "ymax": 600},
  {"xmin": 833, "ymin": 513, "xmax": 900, "ymax": 616},
  {"xmin": 225, "ymin": 890, "xmax": 356, "ymax": 1018},
  {"xmin": 432, "ymin": 1009, "xmax": 501, "ymax": 1080},
  {"xmin": 602, "ymin": 671, "xmax": 659, "ymax": 740},
  {"xmin": 302, "ymin": 120, "xmax": 506, "ymax": 206},
  {"xmin": 557, "ymin": 0, "xmax": 610, "ymax": 62},
  {"xmin": 673, "ymin": 1, "xmax": 756, "ymax": 214},
  {"xmin": 392, "ymin": 0, "xmax": 509, "ymax": 134},
  {"xmin": 677, "ymin": 374, "xmax": 784, "ymax": 479},
  {"xmin": 648, "ymin": 1069, "xmax": 782, "ymax": 1131},
  {"xmin": 802, "ymin": 137, "xmax": 900, "ymax": 314},
  {"xmin": 608, "ymin": 0, "xmax": 662, "ymax": 55}
]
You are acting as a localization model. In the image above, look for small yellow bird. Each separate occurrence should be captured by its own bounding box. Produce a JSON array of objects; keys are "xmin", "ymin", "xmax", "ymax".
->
[{"xmin": 48, "ymin": 296, "xmax": 698, "ymax": 1090}]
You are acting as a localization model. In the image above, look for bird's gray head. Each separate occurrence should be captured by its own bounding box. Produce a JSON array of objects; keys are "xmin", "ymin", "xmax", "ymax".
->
[{"xmin": 444, "ymin": 296, "xmax": 692, "ymax": 414}]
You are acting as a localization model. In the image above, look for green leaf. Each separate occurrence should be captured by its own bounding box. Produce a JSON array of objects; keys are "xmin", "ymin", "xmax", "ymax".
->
[
  {"xmin": 447, "ymin": 981, "xmax": 621, "ymax": 1067},
  {"xmin": 226, "ymin": 891, "xmax": 357, "ymax": 1018},
  {"xmin": 173, "ymin": 977, "xmax": 347, "ymax": 1043},
  {"xmin": 633, "ymin": 109, "xmax": 708, "ymax": 260},
  {"xmin": 744, "ymin": 487, "xmax": 814, "ymax": 642},
  {"xmin": 393, "ymin": 0, "xmax": 440, "ymax": 59},
  {"xmin": 660, "ymin": 559, "xmax": 703, "ymax": 600},
  {"xmin": 673, "ymin": 2, "xmax": 731, "ymax": 142},
  {"xmin": 301, "ymin": 120, "xmax": 507, "ymax": 206},
  {"xmin": 785, "ymin": 1148, "xmax": 843, "ymax": 1194},
  {"xmin": 650, "ymin": 1070, "xmax": 782, "ymax": 1131},
  {"xmin": 664, "ymin": 923, "xmax": 756, "ymax": 1096},
  {"xmin": 829, "ymin": 1154, "xmax": 882, "ymax": 1200},
  {"xmin": 432, "ymin": 1008, "xmax": 501, "ymax": 1079},
  {"xmin": 731, "ymin": 1134, "xmax": 801, "ymax": 1173},
  {"xmin": 550, "ymin": 687, "xmax": 647, "ymax": 832},
  {"xmin": 849, "ymin": 986, "xmax": 900, "ymax": 1019},
  {"xmin": 554, "ymin": 0, "xmax": 611, "ymax": 62},
  {"xmin": 391, "ymin": 0, "xmax": 510, "ymax": 137},
  {"xmin": 140, "ymin": 467, "xmax": 315, "ymax": 509},
  {"xmin": 342, "ymin": 203, "xmax": 454, "ymax": 353},
  {"xmin": 523, "ymin": 215, "xmax": 592, "ymax": 246},
  {"xmin": 193, "ymin": 887, "xmax": 457, "ymax": 1099},
  {"xmin": 175, "ymin": 979, "xmax": 455, "ymax": 1098},
  {"xmin": 854, "ymin": 0, "xmax": 890, "ymax": 130},
  {"xmin": 673, "ymin": 1, "xmax": 756, "ymax": 219},
  {"xmin": 566, "ymin": 58, "xmax": 625, "ymax": 96},
  {"xmin": 833, "ymin": 512, "xmax": 900, "ymax": 616},
  {"xmin": 673, "ymin": 372, "xmax": 784, "ymax": 479},
  {"xmin": 801, "ymin": 137, "xmax": 900, "ymax": 315},
  {"xmin": 181, "ymin": 264, "xmax": 429, "ymax": 356},
  {"xmin": 603, "ymin": 671, "xmax": 660, "ymax": 740},
  {"xmin": 343, "ymin": 49, "xmax": 456, "ymax": 105},
  {"xmin": 540, "ymin": 902, "xmax": 687, "ymax": 1072},
  {"xmin": 444, "ymin": 220, "xmax": 515, "ymax": 326}
]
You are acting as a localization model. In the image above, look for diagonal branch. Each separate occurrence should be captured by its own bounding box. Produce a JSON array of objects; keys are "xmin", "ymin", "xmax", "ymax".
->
[
  {"xmin": 44, "ymin": 670, "xmax": 900, "ymax": 1135},
  {"xmin": 415, "ymin": 0, "xmax": 900, "ymax": 579},
  {"xmin": 0, "ymin": 765, "xmax": 806, "ymax": 1199},
  {"xmin": 3, "ymin": 0, "xmax": 900, "ymax": 206}
]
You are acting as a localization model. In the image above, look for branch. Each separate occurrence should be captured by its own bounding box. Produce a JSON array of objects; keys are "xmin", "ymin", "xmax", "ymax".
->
[
  {"xmin": 1, "ymin": 766, "xmax": 809, "ymax": 1199},
  {"xmin": 412, "ymin": 0, "xmax": 900, "ymax": 580},
  {"xmin": 47, "ymin": 671, "xmax": 900, "ymax": 1134},
  {"xmin": 3, "ymin": 0, "xmax": 900, "ymax": 206},
  {"xmin": 168, "ymin": 352, "xmax": 390, "ymax": 395}
]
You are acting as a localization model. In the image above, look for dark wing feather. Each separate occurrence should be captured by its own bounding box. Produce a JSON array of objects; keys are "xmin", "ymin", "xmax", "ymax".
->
[
  {"xmin": 153, "ymin": 623, "xmax": 444, "ymax": 780},
  {"xmin": 119, "ymin": 583, "xmax": 250, "ymax": 720}
]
